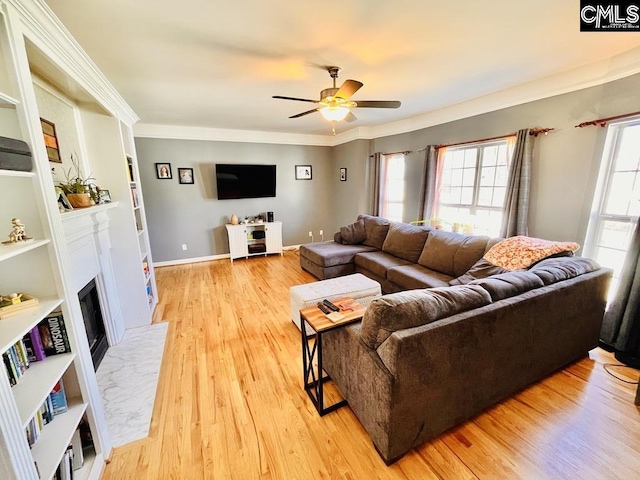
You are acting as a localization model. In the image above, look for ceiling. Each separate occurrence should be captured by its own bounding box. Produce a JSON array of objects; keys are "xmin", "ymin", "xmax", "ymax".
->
[{"xmin": 44, "ymin": 0, "xmax": 640, "ymax": 137}]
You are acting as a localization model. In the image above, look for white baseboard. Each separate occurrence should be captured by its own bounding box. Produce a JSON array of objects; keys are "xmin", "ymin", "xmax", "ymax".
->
[
  {"xmin": 154, "ymin": 253, "xmax": 229, "ymax": 267},
  {"xmin": 154, "ymin": 246, "xmax": 299, "ymax": 267}
]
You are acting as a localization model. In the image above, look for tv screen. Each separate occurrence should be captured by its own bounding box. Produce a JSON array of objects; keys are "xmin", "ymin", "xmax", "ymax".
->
[{"xmin": 215, "ymin": 164, "xmax": 276, "ymax": 200}]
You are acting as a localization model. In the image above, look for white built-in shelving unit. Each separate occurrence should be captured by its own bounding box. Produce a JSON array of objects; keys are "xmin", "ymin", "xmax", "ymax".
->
[{"xmin": 0, "ymin": 0, "xmax": 156, "ymax": 478}]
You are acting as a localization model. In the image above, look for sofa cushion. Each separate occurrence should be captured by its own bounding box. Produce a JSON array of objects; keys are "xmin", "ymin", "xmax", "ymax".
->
[
  {"xmin": 359, "ymin": 285, "xmax": 492, "ymax": 349},
  {"xmin": 470, "ymin": 270, "xmax": 544, "ymax": 301},
  {"xmin": 358, "ymin": 214, "xmax": 391, "ymax": 249},
  {"xmin": 301, "ymin": 242, "xmax": 376, "ymax": 268},
  {"xmin": 484, "ymin": 236, "xmax": 580, "ymax": 271},
  {"xmin": 387, "ymin": 264, "xmax": 453, "ymax": 290},
  {"xmin": 418, "ymin": 230, "xmax": 490, "ymax": 277},
  {"xmin": 334, "ymin": 232, "xmax": 343, "ymax": 244},
  {"xmin": 529, "ymin": 256, "xmax": 600, "ymax": 285},
  {"xmin": 382, "ymin": 222, "xmax": 431, "ymax": 263},
  {"xmin": 355, "ymin": 251, "xmax": 412, "ymax": 279},
  {"xmin": 340, "ymin": 219, "xmax": 366, "ymax": 245},
  {"xmin": 449, "ymin": 258, "xmax": 509, "ymax": 285}
]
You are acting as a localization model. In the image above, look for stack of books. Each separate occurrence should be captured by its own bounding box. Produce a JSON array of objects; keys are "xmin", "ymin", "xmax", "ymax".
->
[
  {"xmin": 25, "ymin": 379, "xmax": 68, "ymax": 447},
  {"xmin": 2, "ymin": 313, "xmax": 71, "ymax": 386}
]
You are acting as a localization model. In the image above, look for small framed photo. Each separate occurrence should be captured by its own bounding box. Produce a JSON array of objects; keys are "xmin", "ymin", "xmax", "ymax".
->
[
  {"xmin": 178, "ymin": 168, "xmax": 194, "ymax": 184},
  {"xmin": 40, "ymin": 118, "xmax": 61, "ymax": 163},
  {"xmin": 295, "ymin": 165, "xmax": 312, "ymax": 180},
  {"xmin": 98, "ymin": 189, "xmax": 112, "ymax": 203},
  {"xmin": 156, "ymin": 163, "xmax": 172, "ymax": 179},
  {"xmin": 340, "ymin": 167, "xmax": 347, "ymax": 182},
  {"xmin": 58, "ymin": 191, "xmax": 73, "ymax": 211}
]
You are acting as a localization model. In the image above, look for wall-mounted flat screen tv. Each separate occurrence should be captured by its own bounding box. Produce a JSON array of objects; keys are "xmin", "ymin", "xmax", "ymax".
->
[{"xmin": 215, "ymin": 164, "xmax": 276, "ymax": 200}]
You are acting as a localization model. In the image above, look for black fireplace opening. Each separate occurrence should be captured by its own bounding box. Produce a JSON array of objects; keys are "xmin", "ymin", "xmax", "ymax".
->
[{"xmin": 79, "ymin": 279, "xmax": 108, "ymax": 370}]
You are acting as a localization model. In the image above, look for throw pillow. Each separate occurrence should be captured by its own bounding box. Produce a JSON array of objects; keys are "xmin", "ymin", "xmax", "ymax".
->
[
  {"xmin": 483, "ymin": 236, "xmax": 580, "ymax": 271},
  {"xmin": 449, "ymin": 258, "xmax": 509, "ymax": 285},
  {"xmin": 340, "ymin": 219, "xmax": 366, "ymax": 245},
  {"xmin": 333, "ymin": 232, "xmax": 343, "ymax": 244}
]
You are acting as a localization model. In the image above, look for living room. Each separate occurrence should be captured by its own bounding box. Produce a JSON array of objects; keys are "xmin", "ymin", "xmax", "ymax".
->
[{"xmin": 1, "ymin": 1, "xmax": 639, "ymax": 479}]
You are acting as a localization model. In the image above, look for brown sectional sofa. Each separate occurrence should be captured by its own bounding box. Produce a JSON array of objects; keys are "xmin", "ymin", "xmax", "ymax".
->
[
  {"xmin": 300, "ymin": 214, "xmax": 501, "ymax": 292},
  {"xmin": 299, "ymin": 215, "xmax": 612, "ymax": 464}
]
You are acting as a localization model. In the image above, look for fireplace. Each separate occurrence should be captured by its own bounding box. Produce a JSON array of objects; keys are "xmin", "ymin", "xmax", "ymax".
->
[{"xmin": 79, "ymin": 279, "xmax": 109, "ymax": 370}]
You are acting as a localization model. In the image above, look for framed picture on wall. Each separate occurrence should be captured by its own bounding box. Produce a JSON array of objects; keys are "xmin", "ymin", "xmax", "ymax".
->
[
  {"xmin": 340, "ymin": 167, "xmax": 347, "ymax": 181},
  {"xmin": 40, "ymin": 118, "xmax": 61, "ymax": 163},
  {"xmin": 295, "ymin": 165, "xmax": 312, "ymax": 180},
  {"xmin": 178, "ymin": 168, "xmax": 194, "ymax": 184},
  {"xmin": 155, "ymin": 163, "xmax": 172, "ymax": 179}
]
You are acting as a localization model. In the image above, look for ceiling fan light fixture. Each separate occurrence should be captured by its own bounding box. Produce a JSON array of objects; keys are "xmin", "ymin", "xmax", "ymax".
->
[{"xmin": 320, "ymin": 105, "xmax": 350, "ymax": 121}]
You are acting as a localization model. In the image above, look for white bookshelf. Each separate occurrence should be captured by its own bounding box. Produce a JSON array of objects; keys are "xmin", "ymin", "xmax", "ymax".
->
[{"xmin": 0, "ymin": 1, "xmax": 149, "ymax": 479}]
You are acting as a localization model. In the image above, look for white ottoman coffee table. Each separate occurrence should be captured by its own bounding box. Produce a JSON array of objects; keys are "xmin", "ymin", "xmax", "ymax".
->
[{"xmin": 290, "ymin": 273, "xmax": 382, "ymax": 333}]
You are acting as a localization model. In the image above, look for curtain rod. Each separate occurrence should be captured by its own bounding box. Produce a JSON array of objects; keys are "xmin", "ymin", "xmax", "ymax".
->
[
  {"xmin": 417, "ymin": 127, "xmax": 554, "ymax": 151},
  {"xmin": 575, "ymin": 110, "xmax": 640, "ymax": 128},
  {"xmin": 368, "ymin": 150, "xmax": 412, "ymax": 157}
]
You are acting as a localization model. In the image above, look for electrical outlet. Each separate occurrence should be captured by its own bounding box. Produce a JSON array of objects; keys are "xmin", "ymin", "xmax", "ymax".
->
[
  {"xmin": 319, "ymin": 230, "xmax": 324, "ymax": 236},
  {"xmin": 181, "ymin": 244, "xmax": 187, "ymax": 251},
  {"xmin": 308, "ymin": 231, "xmax": 313, "ymax": 237}
]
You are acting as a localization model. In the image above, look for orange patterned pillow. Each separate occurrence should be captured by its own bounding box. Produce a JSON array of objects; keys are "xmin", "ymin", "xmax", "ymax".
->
[{"xmin": 483, "ymin": 236, "xmax": 580, "ymax": 271}]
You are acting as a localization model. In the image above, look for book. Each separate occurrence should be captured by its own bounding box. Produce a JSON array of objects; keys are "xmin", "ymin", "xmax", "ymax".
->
[
  {"xmin": 71, "ymin": 428, "xmax": 84, "ymax": 470},
  {"xmin": 38, "ymin": 314, "xmax": 71, "ymax": 356},
  {"xmin": 2, "ymin": 352, "xmax": 16, "ymax": 386},
  {"xmin": 29, "ymin": 325, "xmax": 47, "ymax": 361},
  {"xmin": 50, "ymin": 379, "xmax": 68, "ymax": 415}
]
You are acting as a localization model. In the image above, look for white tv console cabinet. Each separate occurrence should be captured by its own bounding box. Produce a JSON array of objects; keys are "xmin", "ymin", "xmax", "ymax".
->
[{"xmin": 225, "ymin": 222, "xmax": 283, "ymax": 262}]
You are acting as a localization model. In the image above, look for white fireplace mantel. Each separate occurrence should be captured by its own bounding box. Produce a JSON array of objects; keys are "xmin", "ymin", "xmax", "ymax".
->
[{"xmin": 61, "ymin": 202, "xmax": 125, "ymax": 346}]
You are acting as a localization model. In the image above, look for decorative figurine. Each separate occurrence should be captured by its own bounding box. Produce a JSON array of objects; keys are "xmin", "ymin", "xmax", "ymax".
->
[
  {"xmin": 2, "ymin": 218, "xmax": 33, "ymax": 245},
  {"xmin": 230, "ymin": 214, "xmax": 239, "ymax": 225}
]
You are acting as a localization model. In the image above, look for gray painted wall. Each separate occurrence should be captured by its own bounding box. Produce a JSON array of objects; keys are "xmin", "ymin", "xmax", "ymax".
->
[
  {"xmin": 135, "ymin": 138, "xmax": 333, "ymax": 262},
  {"xmin": 137, "ymin": 73, "xmax": 640, "ymax": 263},
  {"xmin": 329, "ymin": 139, "xmax": 371, "ymax": 234}
]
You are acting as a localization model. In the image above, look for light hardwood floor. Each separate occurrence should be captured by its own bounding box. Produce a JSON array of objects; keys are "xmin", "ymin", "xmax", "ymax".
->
[{"xmin": 102, "ymin": 251, "xmax": 640, "ymax": 479}]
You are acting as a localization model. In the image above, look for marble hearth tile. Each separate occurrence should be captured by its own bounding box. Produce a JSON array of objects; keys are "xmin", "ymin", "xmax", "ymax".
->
[{"xmin": 96, "ymin": 322, "xmax": 168, "ymax": 447}]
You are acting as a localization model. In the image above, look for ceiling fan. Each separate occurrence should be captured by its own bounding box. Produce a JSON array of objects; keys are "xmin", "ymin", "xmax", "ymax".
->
[{"xmin": 272, "ymin": 66, "xmax": 401, "ymax": 123}]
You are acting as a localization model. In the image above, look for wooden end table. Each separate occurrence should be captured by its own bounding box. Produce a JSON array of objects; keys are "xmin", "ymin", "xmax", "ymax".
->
[{"xmin": 300, "ymin": 297, "xmax": 365, "ymax": 416}]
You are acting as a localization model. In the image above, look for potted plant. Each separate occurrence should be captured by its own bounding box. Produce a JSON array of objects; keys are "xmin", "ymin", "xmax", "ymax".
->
[{"xmin": 58, "ymin": 154, "xmax": 97, "ymax": 208}]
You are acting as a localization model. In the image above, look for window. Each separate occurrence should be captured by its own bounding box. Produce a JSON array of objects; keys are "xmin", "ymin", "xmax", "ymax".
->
[
  {"xmin": 380, "ymin": 153, "xmax": 405, "ymax": 222},
  {"xmin": 436, "ymin": 140, "xmax": 510, "ymax": 237},
  {"xmin": 584, "ymin": 119, "xmax": 640, "ymax": 297}
]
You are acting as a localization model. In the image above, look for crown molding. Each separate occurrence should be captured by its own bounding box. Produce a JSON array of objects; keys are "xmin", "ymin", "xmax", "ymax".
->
[
  {"xmin": 133, "ymin": 123, "xmax": 335, "ymax": 146},
  {"xmin": 7, "ymin": 0, "xmax": 139, "ymax": 125},
  {"xmin": 135, "ymin": 47, "xmax": 640, "ymax": 147}
]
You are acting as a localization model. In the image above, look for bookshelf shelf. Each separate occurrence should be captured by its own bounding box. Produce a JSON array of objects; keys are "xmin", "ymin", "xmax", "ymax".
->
[
  {"xmin": 0, "ymin": 168, "xmax": 35, "ymax": 178},
  {"xmin": 0, "ymin": 90, "xmax": 19, "ymax": 107},
  {"xmin": 0, "ymin": 238, "xmax": 50, "ymax": 263},
  {"xmin": 14, "ymin": 352, "xmax": 76, "ymax": 426},
  {"xmin": 0, "ymin": 297, "xmax": 64, "ymax": 353},
  {"xmin": 30, "ymin": 399, "xmax": 87, "ymax": 480}
]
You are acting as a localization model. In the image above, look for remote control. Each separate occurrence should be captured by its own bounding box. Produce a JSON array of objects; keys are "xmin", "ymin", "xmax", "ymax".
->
[
  {"xmin": 322, "ymin": 299, "xmax": 340, "ymax": 312},
  {"xmin": 317, "ymin": 302, "xmax": 331, "ymax": 314}
]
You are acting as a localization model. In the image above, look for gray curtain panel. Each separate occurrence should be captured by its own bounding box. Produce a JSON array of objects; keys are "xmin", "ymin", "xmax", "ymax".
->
[
  {"xmin": 370, "ymin": 152, "xmax": 382, "ymax": 216},
  {"xmin": 600, "ymin": 216, "xmax": 640, "ymax": 369},
  {"xmin": 417, "ymin": 145, "xmax": 437, "ymax": 221},
  {"xmin": 500, "ymin": 129, "xmax": 533, "ymax": 238}
]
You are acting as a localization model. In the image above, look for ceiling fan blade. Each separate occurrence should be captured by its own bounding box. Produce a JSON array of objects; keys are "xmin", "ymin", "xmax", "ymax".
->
[
  {"xmin": 345, "ymin": 111, "xmax": 358, "ymax": 123},
  {"xmin": 334, "ymin": 80, "xmax": 363, "ymax": 100},
  {"xmin": 273, "ymin": 95, "xmax": 318, "ymax": 103},
  {"xmin": 289, "ymin": 108, "xmax": 319, "ymax": 119},
  {"xmin": 354, "ymin": 100, "xmax": 401, "ymax": 109}
]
